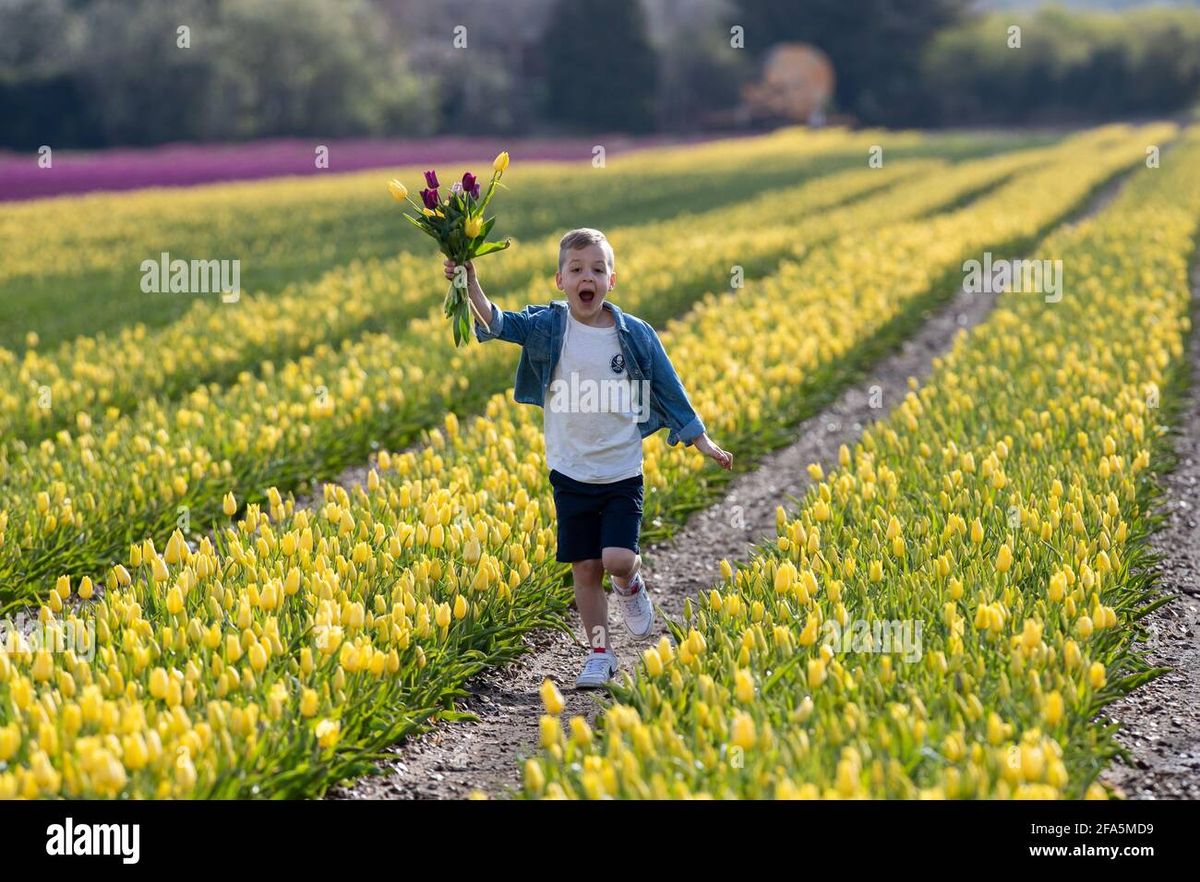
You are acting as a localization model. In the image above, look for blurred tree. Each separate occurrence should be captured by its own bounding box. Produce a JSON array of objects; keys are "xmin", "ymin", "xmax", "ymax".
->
[
  {"xmin": 540, "ymin": 0, "xmax": 659, "ymax": 132},
  {"xmin": 650, "ymin": 0, "xmax": 753, "ymax": 131},
  {"xmin": 203, "ymin": 0, "xmax": 431, "ymax": 139},
  {"xmin": 0, "ymin": 0, "xmax": 97, "ymax": 147},
  {"xmin": 72, "ymin": 0, "xmax": 217, "ymax": 145},
  {"xmin": 921, "ymin": 5, "xmax": 1200, "ymax": 125},
  {"xmin": 380, "ymin": 0, "xmax": 553, "ymax": 134},
  {"xmin": 0, "ymin": 0, "xmax": 88, "ymax": 78},
  {"xmin": 0, "ymin": 0, "xmax": 433, "ymax": 147}
]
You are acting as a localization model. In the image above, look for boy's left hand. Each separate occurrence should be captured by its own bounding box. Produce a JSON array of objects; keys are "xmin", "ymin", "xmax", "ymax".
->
[{"xmin": 694, "ymin": 433, "xmax": 733, "ymax": 470}]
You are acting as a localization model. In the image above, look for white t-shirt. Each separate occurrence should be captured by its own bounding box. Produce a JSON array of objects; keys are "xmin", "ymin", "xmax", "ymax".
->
[{"xmin": 543, "ymin": 310, "xmax": 644, "ymax": 483}]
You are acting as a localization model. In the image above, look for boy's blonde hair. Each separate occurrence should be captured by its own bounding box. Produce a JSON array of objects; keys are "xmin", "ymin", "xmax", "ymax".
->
[{"xmin": 558, "ymin": 228, "xmax": 615, "ymax": 273}]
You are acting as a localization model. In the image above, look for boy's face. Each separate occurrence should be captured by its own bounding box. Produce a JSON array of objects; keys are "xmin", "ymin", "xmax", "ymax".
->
[{"xmin": 556, "ymin": 244, "xmax": 616, "ymax": 323}]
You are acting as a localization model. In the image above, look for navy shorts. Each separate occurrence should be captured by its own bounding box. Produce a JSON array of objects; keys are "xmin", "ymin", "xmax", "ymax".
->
[{"xmin": 548, "ymin": 469, "xmax": 644, "ymax": 563}]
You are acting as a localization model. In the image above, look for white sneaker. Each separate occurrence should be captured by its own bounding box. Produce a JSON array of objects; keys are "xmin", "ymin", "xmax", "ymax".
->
[
  {"xmin": 575, "ymin": 651, "xmax": 618, "ymax": 689},
  {"xmin": 615, "ymin": 571, "xmax": 655, "ymax": 637}
]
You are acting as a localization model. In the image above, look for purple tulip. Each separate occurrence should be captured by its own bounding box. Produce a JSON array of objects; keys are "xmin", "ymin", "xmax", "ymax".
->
[
  {"xmin": 462, "ymin": 172, "xmax": 480, "ymax": 199},
  {"xmin": 424, "ymin": 169, "xmax": 439, "ymax": 189},
  {"xmin": 420, "ymin": 187, "xmax": 440, "ymax": 210}
]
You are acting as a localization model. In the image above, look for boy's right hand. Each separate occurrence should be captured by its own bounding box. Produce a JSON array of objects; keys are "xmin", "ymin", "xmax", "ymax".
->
[{"xmin": 444, "ymin": 258, "xmax": 477, "ymax": 288}]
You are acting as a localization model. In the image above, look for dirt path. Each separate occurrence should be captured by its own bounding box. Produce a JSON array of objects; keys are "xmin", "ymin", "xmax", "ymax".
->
[{"xmin": 1097, "ymin": 266, "xmax": 1200, "ymax": 800}]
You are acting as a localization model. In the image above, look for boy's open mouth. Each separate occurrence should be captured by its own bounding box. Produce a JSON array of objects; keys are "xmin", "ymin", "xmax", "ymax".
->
[{"xmin": 579, "ymin": 290, "xmax": 595, "ymax": 303}]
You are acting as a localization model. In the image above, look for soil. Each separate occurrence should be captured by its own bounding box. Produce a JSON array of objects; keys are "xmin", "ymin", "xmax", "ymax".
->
[{"xmin": 1096, "ymin": 267, "xmax": 1200, "ymax": 800}]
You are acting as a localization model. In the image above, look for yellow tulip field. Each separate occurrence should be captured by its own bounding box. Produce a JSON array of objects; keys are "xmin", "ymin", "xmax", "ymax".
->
[
  {"xmin": 0, "ymin": 122, "xmax": 1194, "ymax": 800},
  {"xmin": 527, "ymin": 128, "xmax": 1200, "ymax": 798}
]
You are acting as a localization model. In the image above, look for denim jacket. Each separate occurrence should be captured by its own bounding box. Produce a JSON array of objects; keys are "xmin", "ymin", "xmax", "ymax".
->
[{"xmin": 473, "ymin": 298, "xmax": 706, "ymax": 448}]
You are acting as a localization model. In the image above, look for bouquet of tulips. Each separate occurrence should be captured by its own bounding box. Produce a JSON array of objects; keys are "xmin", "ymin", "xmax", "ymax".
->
[{"xmin": 388, "ymin": 151, "xmax": 512, "ymax": 346}]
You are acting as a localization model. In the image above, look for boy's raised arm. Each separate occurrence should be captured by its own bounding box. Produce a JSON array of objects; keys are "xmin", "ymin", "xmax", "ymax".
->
[
  {"xmin": 447, "ymin": 258, "xmax": 542, "ymax": 345},
  {"xmin": 445, "ymin": 259, "xmax": 495, "ymax": 338}
]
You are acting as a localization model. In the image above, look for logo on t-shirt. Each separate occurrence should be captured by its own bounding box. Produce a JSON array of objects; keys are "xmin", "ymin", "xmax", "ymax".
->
[{"xmin": 610, "ymin": 353, "xmax": 625, "ymax": 374}]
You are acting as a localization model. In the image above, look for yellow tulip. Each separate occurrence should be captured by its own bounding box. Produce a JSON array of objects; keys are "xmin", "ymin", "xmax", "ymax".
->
[
  {"xmin": 540, "ymin": 715, "xmax": 562, "ymax": 748},
  {"xmin": 1020, "ymin": 744, "xmax": 1045, "ymax": 782},
  {"xmin": 149, "ymin": 667, "xmax": 169, "ymax": 700},
  {"xmin": 642, "ymin": 647, "xmax": 664, "ymax": 677},
  {"xmin": 248, "ymin": 642, "xmax": 268, "ymax": 672},
  {"xmin": 435, "ymin": 603, "xmax": 451, "ymax": 629},
  {"xmin": 807, "ymin": 657, "xmax": 827, "ymax": 689},
  {"xmin": 31, "ymin": 650, "xmax": 53, "ymax": 682},
  {"xmin": 996, "ymin": 543, "xmax": 1013, "ymax": 574},
  {"xmin": 540, "ymin": 678, "xmax": 565, "ymax": 715},
  {"xmin": 175, "ymin": 752, "xmax": 197, "ymax": 791},
  {"xmin": 493, "ymin": 151, "xmax": 510, "ymax": 173},
  {"xmin": 1043, "ymin": 691, "xmax": 1064, "ymax": 726},
  {"xmin": 387, "ymin": 179, "xmax": 408, "ymax": 201},
  {"xmin": 569, "ymin": 715, "xmax": 593, "ymax": 746},
  {"xmin": 524, "ymin": 759, "xmax": 546, "ymax": 794},
  {"xmin": 222, "ymin": 492, "xmax": 237, "ymax": 517},
  {"xmin": 798, "ymin": 616, "xmax": 819, "ymax": 647},
  {"xmin": 735, "ymin": 668, "xmax": 755, "ymax": 704},
  {"xmin": 315, "ymin": 718, "xmax": 340, "ymax": 749},
  {"xmin": 1063, "ymin": 639, "xmax": 1082, "ymax": 670},
  {"xmin": 773, "ymin": 561, "xmax": 795, "ymax": 594},
  {"xmin": 1020, "ymin": 618, "xmax": 1042, "ymax": 650},
  {"xmin": 151, "ymin": 555, "xmax": 169, "ymax": 583},
  {"xmin": 885, "ymin": 515, "xmax": 902, "ymax": 540},
  {"xmin": 300, "ymin": 688, "xmax": 319, "ymax": 717},
  {"xmin": 730, "ymin": 711, "xmax": 757, "ymax": 750},
  {"xmin": 465, "ymin": 215, "xmax": 483, "ymax": 238}
]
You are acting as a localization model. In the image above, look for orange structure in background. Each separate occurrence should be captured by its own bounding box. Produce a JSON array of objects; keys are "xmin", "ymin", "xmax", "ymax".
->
[{"xmin": 741, "ymin": 43, "xmax": 836, "ymax": 125}]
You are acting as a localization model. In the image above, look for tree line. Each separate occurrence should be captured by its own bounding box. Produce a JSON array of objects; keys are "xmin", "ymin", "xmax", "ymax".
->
[{"xmin": 1, "ymin": 0, "xmax": 1197, "ymax": 150}]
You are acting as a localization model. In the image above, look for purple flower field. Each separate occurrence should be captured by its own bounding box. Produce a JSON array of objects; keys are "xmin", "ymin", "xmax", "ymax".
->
[{"xmin": 0, "ymin": 133, "xmax": 716, "ymax": 202}]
